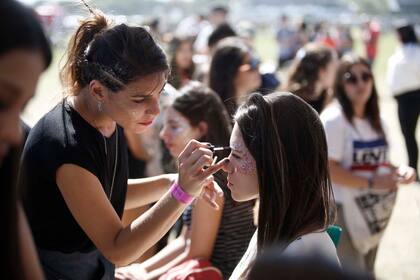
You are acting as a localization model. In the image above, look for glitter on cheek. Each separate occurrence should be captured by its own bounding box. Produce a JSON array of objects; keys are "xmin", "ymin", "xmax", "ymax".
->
[
  {"xmin": 230, "ymin": 141, "xmax": 256, "ymax": 175},
  {"xmin": 171, "ymin": 118, "xmax": 190, "ymax": 137},
  {"xmin": 131, "ymin": 111, "xmax": 138, "ymax": 118},
  {"xmin": 238, "ymin": 151, "xmax": 257, "ymax": 175},
  {"xmin": 230, "ymin": 141, "xmax": 244, "ymax": 152}
]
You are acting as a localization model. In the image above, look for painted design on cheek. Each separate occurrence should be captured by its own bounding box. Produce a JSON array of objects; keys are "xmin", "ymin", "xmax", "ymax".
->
[
  {"xmin": 131, "ymin": 111, "xmax": 138, "ymax": 118},
  {"xmin": 231, "ymin": 142, "xmax": 256, "ymax": 175},
  {"xmin": 170, "ymin": 117, "xmax": 190, "ymax": 136}
]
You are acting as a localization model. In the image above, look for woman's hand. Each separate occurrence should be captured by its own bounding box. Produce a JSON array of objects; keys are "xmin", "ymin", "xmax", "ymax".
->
[
  {"xmin": 199, "ymin": 178, "xmax": 224, "ymax": 210},
  {"xmin": 397, "ymin": 165, "xmax": 417, "ymax": 184},
  {"xmin": 177, "ymin": 140, "xmax": 227, "ymax": 198},
  {"xmin": 372, "ymin": 171, "xmax": 398, "ymax": 191},
  {"xmin": 115, "ymin": 264, "xmax": 147, "ymax": 280}
]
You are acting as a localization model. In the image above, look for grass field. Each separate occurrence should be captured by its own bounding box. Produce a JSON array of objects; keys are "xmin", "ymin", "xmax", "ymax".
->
[{"xmin": 22, "ymin": 27, "xmax": 420, "ymax": 280}]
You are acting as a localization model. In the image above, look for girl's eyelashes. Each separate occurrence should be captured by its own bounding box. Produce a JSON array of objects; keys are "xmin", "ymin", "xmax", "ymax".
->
[
  {"xmin": 131, "ymin": 90, "xmax": 163, "ymax": 104},
  {"xmin": 170, "ymin": 124, "xmax": 179, "ymax": 130},
  {"xmin": 231, "ymin": 152, "xmax": 241, "ymax": 159},
  {"xmin": 132, "ymin": 98, "xmax": 145, "ymax": 104}
]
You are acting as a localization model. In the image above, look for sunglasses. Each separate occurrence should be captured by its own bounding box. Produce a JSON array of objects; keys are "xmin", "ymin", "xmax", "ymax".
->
[{"xmin": 343, "ymin": 71, "xmax": 373, "ymax": 85}]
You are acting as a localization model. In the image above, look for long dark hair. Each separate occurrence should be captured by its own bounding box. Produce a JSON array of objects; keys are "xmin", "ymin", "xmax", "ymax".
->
[
  {"xmin": 209, "ymin": 37, "xmax": 250, "ymax": 117},
  {"xmin": 396, "ymin": 23, "xmax": 418, "ymax": 45},
  {"xmin": 173, "ymin": 83, "xmax": 231, "ymax": 149},
  {"xmin": 60, "ymin": 9, "xmax": 169, "ymax": 94},
  {"xmin": 335, "ymin": 54, "xmax": 384, "ymax": 135},
  {"xmin": 0, "ymin": 0, "xmax": 52, "ymax": 279},
  {"xmin": 172, "ymin": 83, "xmax": 232, "ymax": 184},
  {"xmin": 168, "ymin": 37, "xmax": 195, "ymax": 89},
  {"xmin": 285, "ymin": 43, "xmax": 335, "ymax": 108},
  {"xmin": 235, "ymin": 92, "xmax": 335, "ymax": 252}
]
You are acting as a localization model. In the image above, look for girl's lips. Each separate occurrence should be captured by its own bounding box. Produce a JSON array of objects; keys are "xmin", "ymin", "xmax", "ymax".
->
[
  {"xmin": 137, "ymin": 120, "xmax": 153, "ymax": 126},
  {"xmin": 227, "ymin": 180, "xmax": 234, "ymax": 188}
]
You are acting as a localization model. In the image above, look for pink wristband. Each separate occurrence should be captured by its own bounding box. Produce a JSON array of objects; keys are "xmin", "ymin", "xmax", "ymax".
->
[{"xmin": 170, "ymin": 182, "xmax": 195, "ymax": 204}]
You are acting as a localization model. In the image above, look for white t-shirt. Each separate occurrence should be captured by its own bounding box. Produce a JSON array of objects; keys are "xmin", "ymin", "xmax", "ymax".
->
[
  {"xmin": 320, "ymin": 104, "xmax": 396, "ymax": 254},
  {"xmin": 387, "ymin": 44, "xmax": 420, "ymax": 96},
  {"xmin": 229, "ymin": 230, "xmax": 339, "ymax": 280}
]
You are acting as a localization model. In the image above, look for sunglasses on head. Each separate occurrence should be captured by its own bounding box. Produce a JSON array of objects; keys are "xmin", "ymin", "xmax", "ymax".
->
[{"xmin": 343, "ymin": 71, "xmax": 372, "ymax": 85}]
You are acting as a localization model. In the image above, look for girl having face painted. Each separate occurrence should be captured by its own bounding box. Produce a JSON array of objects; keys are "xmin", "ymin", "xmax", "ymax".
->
[
  {"xmin": 116, "ymin": 83, "xmax": 255, "ymax": 279},
  {"xmin": 224, "ymin": 92, "xmax": 339, "ymax": 280},
  {"xmin": 18, "ymin": 6, "xmax": 226, "ymax": 279}
]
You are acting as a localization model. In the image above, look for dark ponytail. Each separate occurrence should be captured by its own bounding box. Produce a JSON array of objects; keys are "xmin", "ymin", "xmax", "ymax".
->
[
  {"xmin": 60, "ymin": 12, "xmax": 109, "ymax": 93},
  {"xmin": 61, "ymin": 8, "xmax": 169, "ymax": 94}
]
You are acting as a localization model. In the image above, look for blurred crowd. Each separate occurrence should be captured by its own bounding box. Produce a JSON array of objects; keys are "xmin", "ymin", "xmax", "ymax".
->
[{"xmin": 2, "ymin": 1, "xmax": 420, "ymax": 280}]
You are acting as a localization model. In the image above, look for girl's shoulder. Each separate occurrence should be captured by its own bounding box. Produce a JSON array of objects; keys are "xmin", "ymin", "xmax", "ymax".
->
[
  {"xmin": 26, "ymin": 101, "xmax": 68, "ymax": 149},
  {"xmin": 320, "ymin": 102, "xmax": 347, "ymax": 127},
  {"xmin": 285, "ymin": 231, "xmax": 339, "ymax": 264}
]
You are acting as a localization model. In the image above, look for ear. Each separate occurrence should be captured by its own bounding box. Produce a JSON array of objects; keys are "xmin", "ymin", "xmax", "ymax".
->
[
  {"xmin": 88, "ymin": 80, "xmax": 107, "ymax": 102},
  {"xmin": 197, "ymin": 121, "xmax": 208, "ymax": 138}
]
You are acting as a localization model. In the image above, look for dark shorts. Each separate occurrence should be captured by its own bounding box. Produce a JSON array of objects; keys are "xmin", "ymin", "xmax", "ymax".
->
[{"xmin": 38, "ymin": 248, "xmax": 114, "ymax": 280}]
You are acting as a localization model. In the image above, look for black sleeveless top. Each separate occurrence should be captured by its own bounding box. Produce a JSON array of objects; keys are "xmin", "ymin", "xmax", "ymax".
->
[{"xmin": 20, "ymin": 100, "xmax": 128, "ymax": 253}]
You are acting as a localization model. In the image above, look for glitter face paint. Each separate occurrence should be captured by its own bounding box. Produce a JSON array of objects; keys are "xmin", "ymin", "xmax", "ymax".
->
[
  {"xmin": 225, "ymin": 124, "xmax": 260, "ymax": 202},
  {"xmin": 160, "ymin": 107, "xmax": 201, "ymax": 157},
  {"xmin": 130, "ymin": 110, "xmax": 138, "ymax": 118},
  {"xmin": 230, "ymin": 138, "xmax": 256, "ymax": 175}
]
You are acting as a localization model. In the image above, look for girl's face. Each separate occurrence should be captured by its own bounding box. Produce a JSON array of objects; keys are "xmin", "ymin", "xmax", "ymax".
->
[
  {"xmin": 175, "ymin": 41, "xmax": 193, "ymax": 70},
  {"xmin": 234, "ymin": 54, "xmax": 261, "ymax": 97},
  {"xmin": 102, "ymin": 72, "xmax": 166, "ymax": 134},
  {"xmin": 160, "ymin": 106, "xmax": 203, "ymax": 157},
  {"xmin": 0, "ymin": 50, "xmax": 45, "ymax": 165},
  {"xmin": 223, "ymin": 123, "xmax": 259, "ymax": 202},
  {"xmin": 342, "ymin": 63, "xmax": 373, "ymax": 108}
]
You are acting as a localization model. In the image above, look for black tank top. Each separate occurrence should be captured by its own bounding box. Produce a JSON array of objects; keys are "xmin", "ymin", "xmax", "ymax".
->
[{"xmin": 20, "ymin": 100, "xmax": 128, "ymax": 253}]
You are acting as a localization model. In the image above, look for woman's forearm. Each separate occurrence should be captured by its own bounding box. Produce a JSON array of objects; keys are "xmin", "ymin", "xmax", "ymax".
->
[
  {"xmin": 146, "ymin": 249, "xmax": 190, "ymax": 280},
  {"xmin": 111, "ymin": 191, "xmax": 187, "ymax": 266},
  {"xmin": 142, "ymin": 228, "xmax": 188, "ymax": 272},
  {"xmin": 329, "ymin": 160, "xmax": 369, "ymax": 189},
  {"xmin": 125, "ymin": 174, "xmax": 175, "ymax": 209}
]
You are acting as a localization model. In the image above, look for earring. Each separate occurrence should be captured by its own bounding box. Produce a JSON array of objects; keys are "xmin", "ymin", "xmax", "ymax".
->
[{"xmin": 97, "ymin": 101, "xmax": 103, "ymax": 112}]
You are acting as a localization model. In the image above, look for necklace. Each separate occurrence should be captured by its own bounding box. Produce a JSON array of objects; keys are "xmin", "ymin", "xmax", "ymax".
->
[{"xmin": 103, "ymin": 127, "xmax": 118, "ymax": 200}]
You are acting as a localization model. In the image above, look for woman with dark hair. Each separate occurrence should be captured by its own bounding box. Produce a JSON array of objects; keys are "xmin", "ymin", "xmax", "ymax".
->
[
  {"xmin": 284, "ymin": 42, "xmax": 338, "ymax": 113},
  {"xmin": 387, "ymin": 23, "xmax": 420, "ymax": 180},
  {"xmin": 18, "ymin": 8, "xmax": 226, "ymax": 279},
  {"xmin": 168, "ymin": 37, "xmax": 196, "ymax": 89},
  {"xmin": 223, "ymin": 92, "xmax": 339, "ymax": 280},
  {"xmin": 0, "ymin": 0, "xmax": 52, "ymax": 279},
  {"xmin": 116, "ymin": 84, "xmax": 255, "ymax": 279},
  {"xmin": 208, "ymin": 37, "xmax": 261, "ymax": 117},
  {"xmin": 321, "ymin": 54, "xmax": 416, "ymax": 273}
]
